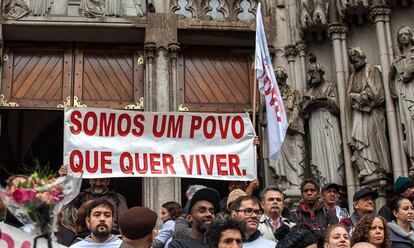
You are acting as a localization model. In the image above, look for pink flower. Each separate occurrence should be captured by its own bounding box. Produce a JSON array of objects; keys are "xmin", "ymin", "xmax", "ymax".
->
[
  {"xmin": 12, "ymin": 189, "xmax": 29, "ymax": 204},
  {"xmin": 52, "ymin": 188, "xmax": 64, "ymax": 202},
  {"xmin": 27, "ymin": 189, "xmax": 37, "ymax": 202}
]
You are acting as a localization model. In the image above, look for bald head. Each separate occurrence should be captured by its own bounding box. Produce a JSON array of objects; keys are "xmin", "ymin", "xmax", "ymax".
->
[{"xmin": 352, "ymin": 242, "xmax": 376, "ymax": 248}]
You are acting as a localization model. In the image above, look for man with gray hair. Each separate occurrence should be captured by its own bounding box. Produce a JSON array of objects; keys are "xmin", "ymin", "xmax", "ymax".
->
[{"xmin": 258, "ymin": 185, "xmax": 294, "ymax": 242}]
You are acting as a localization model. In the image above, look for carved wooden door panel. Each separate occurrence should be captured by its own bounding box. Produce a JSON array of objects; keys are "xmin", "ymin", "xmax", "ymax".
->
[
  {"xmin": 73, "ymin": 44, "xmax": 144, "ymax": 109},
  {"xmin": 1, "ymin": 44, "xmax": 73, "ymax": 109},
  {"xmin": 178, "ymin": 47, "xmax": 254, "ymax": 112}
]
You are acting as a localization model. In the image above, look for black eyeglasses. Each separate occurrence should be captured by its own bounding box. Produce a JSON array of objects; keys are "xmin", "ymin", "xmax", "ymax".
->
[{"xmin": 235, "ymin": 208, "xmax": 262, "ymax": 216}]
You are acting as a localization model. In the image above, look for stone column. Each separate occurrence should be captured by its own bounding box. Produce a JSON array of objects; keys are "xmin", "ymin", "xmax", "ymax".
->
[
  {"xmin": 168, "ymin": 43, "xmax": 180, "ymax": 111},
  {"xmin": 370, "ymin": 5, "xmax": 407, "ymax": 178},
  {"xmin": 144, "ymin": 42, "xmax": 157, "ymax": 111},
  {"xmin": 284, "ymin": 44, "xmax": 297, "ymax": 89},
  {"xmin": 296, "ymin": 41, "xmax": 307, "ymax": 91},
  {"xmin": 328, "ymin": 23, "xmax": 356, "ymax": 209},
  {"xmin": 340, "ymin": 33, "xmax": 350, "ymax": 83},
  {"xmin": 143, "ymin": 13, "xmax": 181, "ymax": 213}
]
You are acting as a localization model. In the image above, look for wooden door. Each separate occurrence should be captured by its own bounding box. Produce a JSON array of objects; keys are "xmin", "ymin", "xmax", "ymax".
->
[
  {"xmin": 73, "ymin": 44, "xmax": 144, "ymax": 109},
  {"xmin": 1, "ymin": 44, "xmax": 73, "ymax": 109},
  {"xmin": 178, "ymin": 47, "xmax": 254, "ymax": 112}
]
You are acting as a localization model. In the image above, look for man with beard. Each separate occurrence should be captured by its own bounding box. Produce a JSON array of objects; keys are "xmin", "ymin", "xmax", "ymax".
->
[
  {"xmin": 350, "ymin": 187, "xmax": 379, "ymax": 227},
  {"xmin": 169, "ymin": 187, "xmax": 220, "ymax": 248},
  {"xmin": 347, "ymin": 47, "xmax": 391, "ymax": 180},
  {"xmin": 291, "ymin": 179, "xmax": 338, "ymax": 247},
  {"xmin": 70, "ymin": 199, "xmax": 122, "ymax": 248},
  {"xmin": 230, "ymin": 195, "xmax": 276, "ymax": 248},
  {"xmin": 379, "ymin": 176, "xmax": 414, "ymax": 221},
  {"xmin": 60, "ymin": 165, "xmax": 128, "ymax": 233},
  {"xmin": 258, "ymin": 186, "xmax": 295, "ymax": 242}
]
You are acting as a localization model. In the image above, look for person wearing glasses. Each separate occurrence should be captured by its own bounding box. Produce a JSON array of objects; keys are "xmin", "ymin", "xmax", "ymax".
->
[
  {"xmin": 291, "ymin": 179, "xmax": 338, "ymax": 248},
  {"xmin": 230, "ymin": 195, "xmax": 276, "ymax": 248}
]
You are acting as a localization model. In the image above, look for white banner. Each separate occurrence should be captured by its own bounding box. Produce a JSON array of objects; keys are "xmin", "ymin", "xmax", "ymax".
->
[
  {"xmin": 0, "ymin": 222, "xmax": 67, "ymax": 248},
  {"xmin": 63, "ymin": 108, "xmax": 256, "ymax": 180}
]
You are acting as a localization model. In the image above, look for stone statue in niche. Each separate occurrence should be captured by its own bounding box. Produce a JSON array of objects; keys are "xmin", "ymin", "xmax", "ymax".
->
[
  {"xmin": 80, "ymin": 0, "xmax": 104, "ymax": 17},
  {"xmin": 301, "ymin": 54, "xmax": 344, "ymax": 185},
  {"xmin": 390, "ymin": 26, "xmax": 414, "ymax": 173},
  {"xmin": 347, "ymin": 47, "xmax": 391, "ymax": 180},
  {"xmin": 105, "ymin": 0, "xmax": 123, "ymax": 16},
  {"xmin": 30, "ymin": 0, "xmax": 52, "ymax": 16},
  {"xmin": 269, "ymin": 66, "xmax": 306, "ymax": 194},
  {"xmin": 3, "ymin": 0, "xmax": 30, "ymax": 19}
]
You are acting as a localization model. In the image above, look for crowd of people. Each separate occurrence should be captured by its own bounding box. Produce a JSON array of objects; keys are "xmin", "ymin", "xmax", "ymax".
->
[{"xmin": 2, "ymin": 169, "xmax": 414, "ymax": 248}]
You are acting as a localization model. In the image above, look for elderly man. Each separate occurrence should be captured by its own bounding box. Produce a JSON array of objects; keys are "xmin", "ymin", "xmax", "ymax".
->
[
  {"xmin": 119, "ymin": 207, "xmax": 158, "ymax": 248},
  {"xmin": 351, "ymin": 187, "xmax": 379, "ymax": 226},
  {"xmin": 70, "ymin": 199, "xmax": 122, "ymax": 248},
  {"xmin": 321, "ymin": 183, "xmax": 350, "ymax": 223},
  {"xmin": 169, "ymin": 187, "xmax": 220, "ymax": 248},
  {"xmin": 258, "ymin": 186, "xmax": 294, "ymax": 242},
  {"xmin": 230, "ymin": 195, "xmax": 276, "ymax": 248}
]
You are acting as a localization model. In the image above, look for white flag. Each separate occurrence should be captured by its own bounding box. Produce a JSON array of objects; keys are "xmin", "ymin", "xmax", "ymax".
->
[{"xmin": 254, "ymin": 3, "xmax": 288, "ymax": 160}]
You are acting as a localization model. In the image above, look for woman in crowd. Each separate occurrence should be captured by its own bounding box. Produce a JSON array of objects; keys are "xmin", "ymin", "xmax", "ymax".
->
[
  {"xmin": 153, "ymin": 201, "xmax": 182, "ymax": 248},
  {"xmin": 351, "ymin": 215, "xmax": 391, "ymax": 248},
  {"xmin": 324, "ymin": 224, "xmax": 350, "ymax": 248},
  {"xmin": 55, "ymin": 206, "xmax": 78, "ymax": 246},
  {"xmin": 388, "ymin": 196, "xmax": 414, "ymax": 247}
]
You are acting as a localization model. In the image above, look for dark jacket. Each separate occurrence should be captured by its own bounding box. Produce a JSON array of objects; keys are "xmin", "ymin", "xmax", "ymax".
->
[
  {"xmin": 379, "ymin": 203, "xmax": 394, "ymax": 222},
  {"xmin": 388, "ymin": 221, "xmax": 414, "ymax": 248},
  {"xmin": 290, "ymin": 201, "xmax": 338, "ymax": 247}
]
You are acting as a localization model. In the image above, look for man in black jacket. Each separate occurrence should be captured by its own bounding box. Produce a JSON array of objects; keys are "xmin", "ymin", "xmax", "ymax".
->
[{"xmin": 290, "ymin": 179, "xmax": 338, "ymax": 247}]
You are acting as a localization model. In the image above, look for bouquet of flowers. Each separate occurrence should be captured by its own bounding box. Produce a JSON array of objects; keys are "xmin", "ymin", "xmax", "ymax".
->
[{"xmin": 0, "ymin": 161, "xmax": 81, "ymax": 237}]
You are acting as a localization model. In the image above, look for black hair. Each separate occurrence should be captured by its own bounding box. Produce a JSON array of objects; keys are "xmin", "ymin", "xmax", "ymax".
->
[
  {"xmin": 86, "ymin": 198, "xmax": 114, "ymax": 218},
  {"xmin": 300, "ymin": 178, "xmax": 320, "ymax": 192},
  {"xmin": 162, "ymin": 201, "xmax": 183, "ymax": 221},
  {"xmin": 276, "ymin": 225, "xmax": 317, "ymax": 248},
  {"xmin": 205, "ymin": 214, "xmax": 246, "ymax": 248}
]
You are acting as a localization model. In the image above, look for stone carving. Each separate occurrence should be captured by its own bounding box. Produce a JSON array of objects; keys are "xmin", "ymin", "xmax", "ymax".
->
[
  {"xmin": 347, "ymin": 47, "xmax": 391, "ymax": 180},
  {"xmin": 390, "ymin": 26, "xmax": 414, "ymax": 172},
  {"xmin": 301, "ymin": 54, "xmax": 344, "ymax": 185},
  {"xmin": 171, "ymin": 0, "xmax": 196, "ymax": 18},
  {"xmin": 80, "ymin": 0, "xmax": 104, "ymax": 17},
  {"xmin": 270, "ymin": 66, "xmax": 306, "ymax": 194},
  {"xmin": 3, "ymin": 0, "xmax": 30, "ymax": 20},
  {"xmin": 105, "ymin": 0, "xmax": 123, "ymax": 16},
  {"xmin": 235, "ymin": 0, "xmax": 255, "ymax": 21},
  {"xmin": 30, "ymin": 0, "xmax": 52, "ymax": 16},
  {"xmin": 202, "ymin": 0, "xmax": 228, "ymax": 20},
  {"xmin": 299, "ymin": 0, "xmax": 328, "ymax": 41}
]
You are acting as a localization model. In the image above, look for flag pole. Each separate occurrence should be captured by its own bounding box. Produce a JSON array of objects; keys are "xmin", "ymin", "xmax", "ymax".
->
[{"xmin": 252, "ymin": 70, "xmax": 257, "ymax": 129}]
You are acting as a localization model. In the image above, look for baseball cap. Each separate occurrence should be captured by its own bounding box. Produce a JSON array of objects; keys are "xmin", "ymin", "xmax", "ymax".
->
[
  {"xmin": 119, "ymin": 207, "xmax": 157, "ymax": 240},
  {"xmin": 353, "ymin": 187, "xmax": 379, "ymax": 202},
  {"xmin": 322, "ymin": 183, "xmax": 340, "ymax": 192},
  {"xmin": 185, "ymin": 187, "xmax": 220, "ymax": 214}
]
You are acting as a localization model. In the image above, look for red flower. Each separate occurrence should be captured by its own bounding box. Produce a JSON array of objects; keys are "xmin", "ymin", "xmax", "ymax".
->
[{"xmin": 12, "ymin": 189, "xmax": 29, "ymax": 204}]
